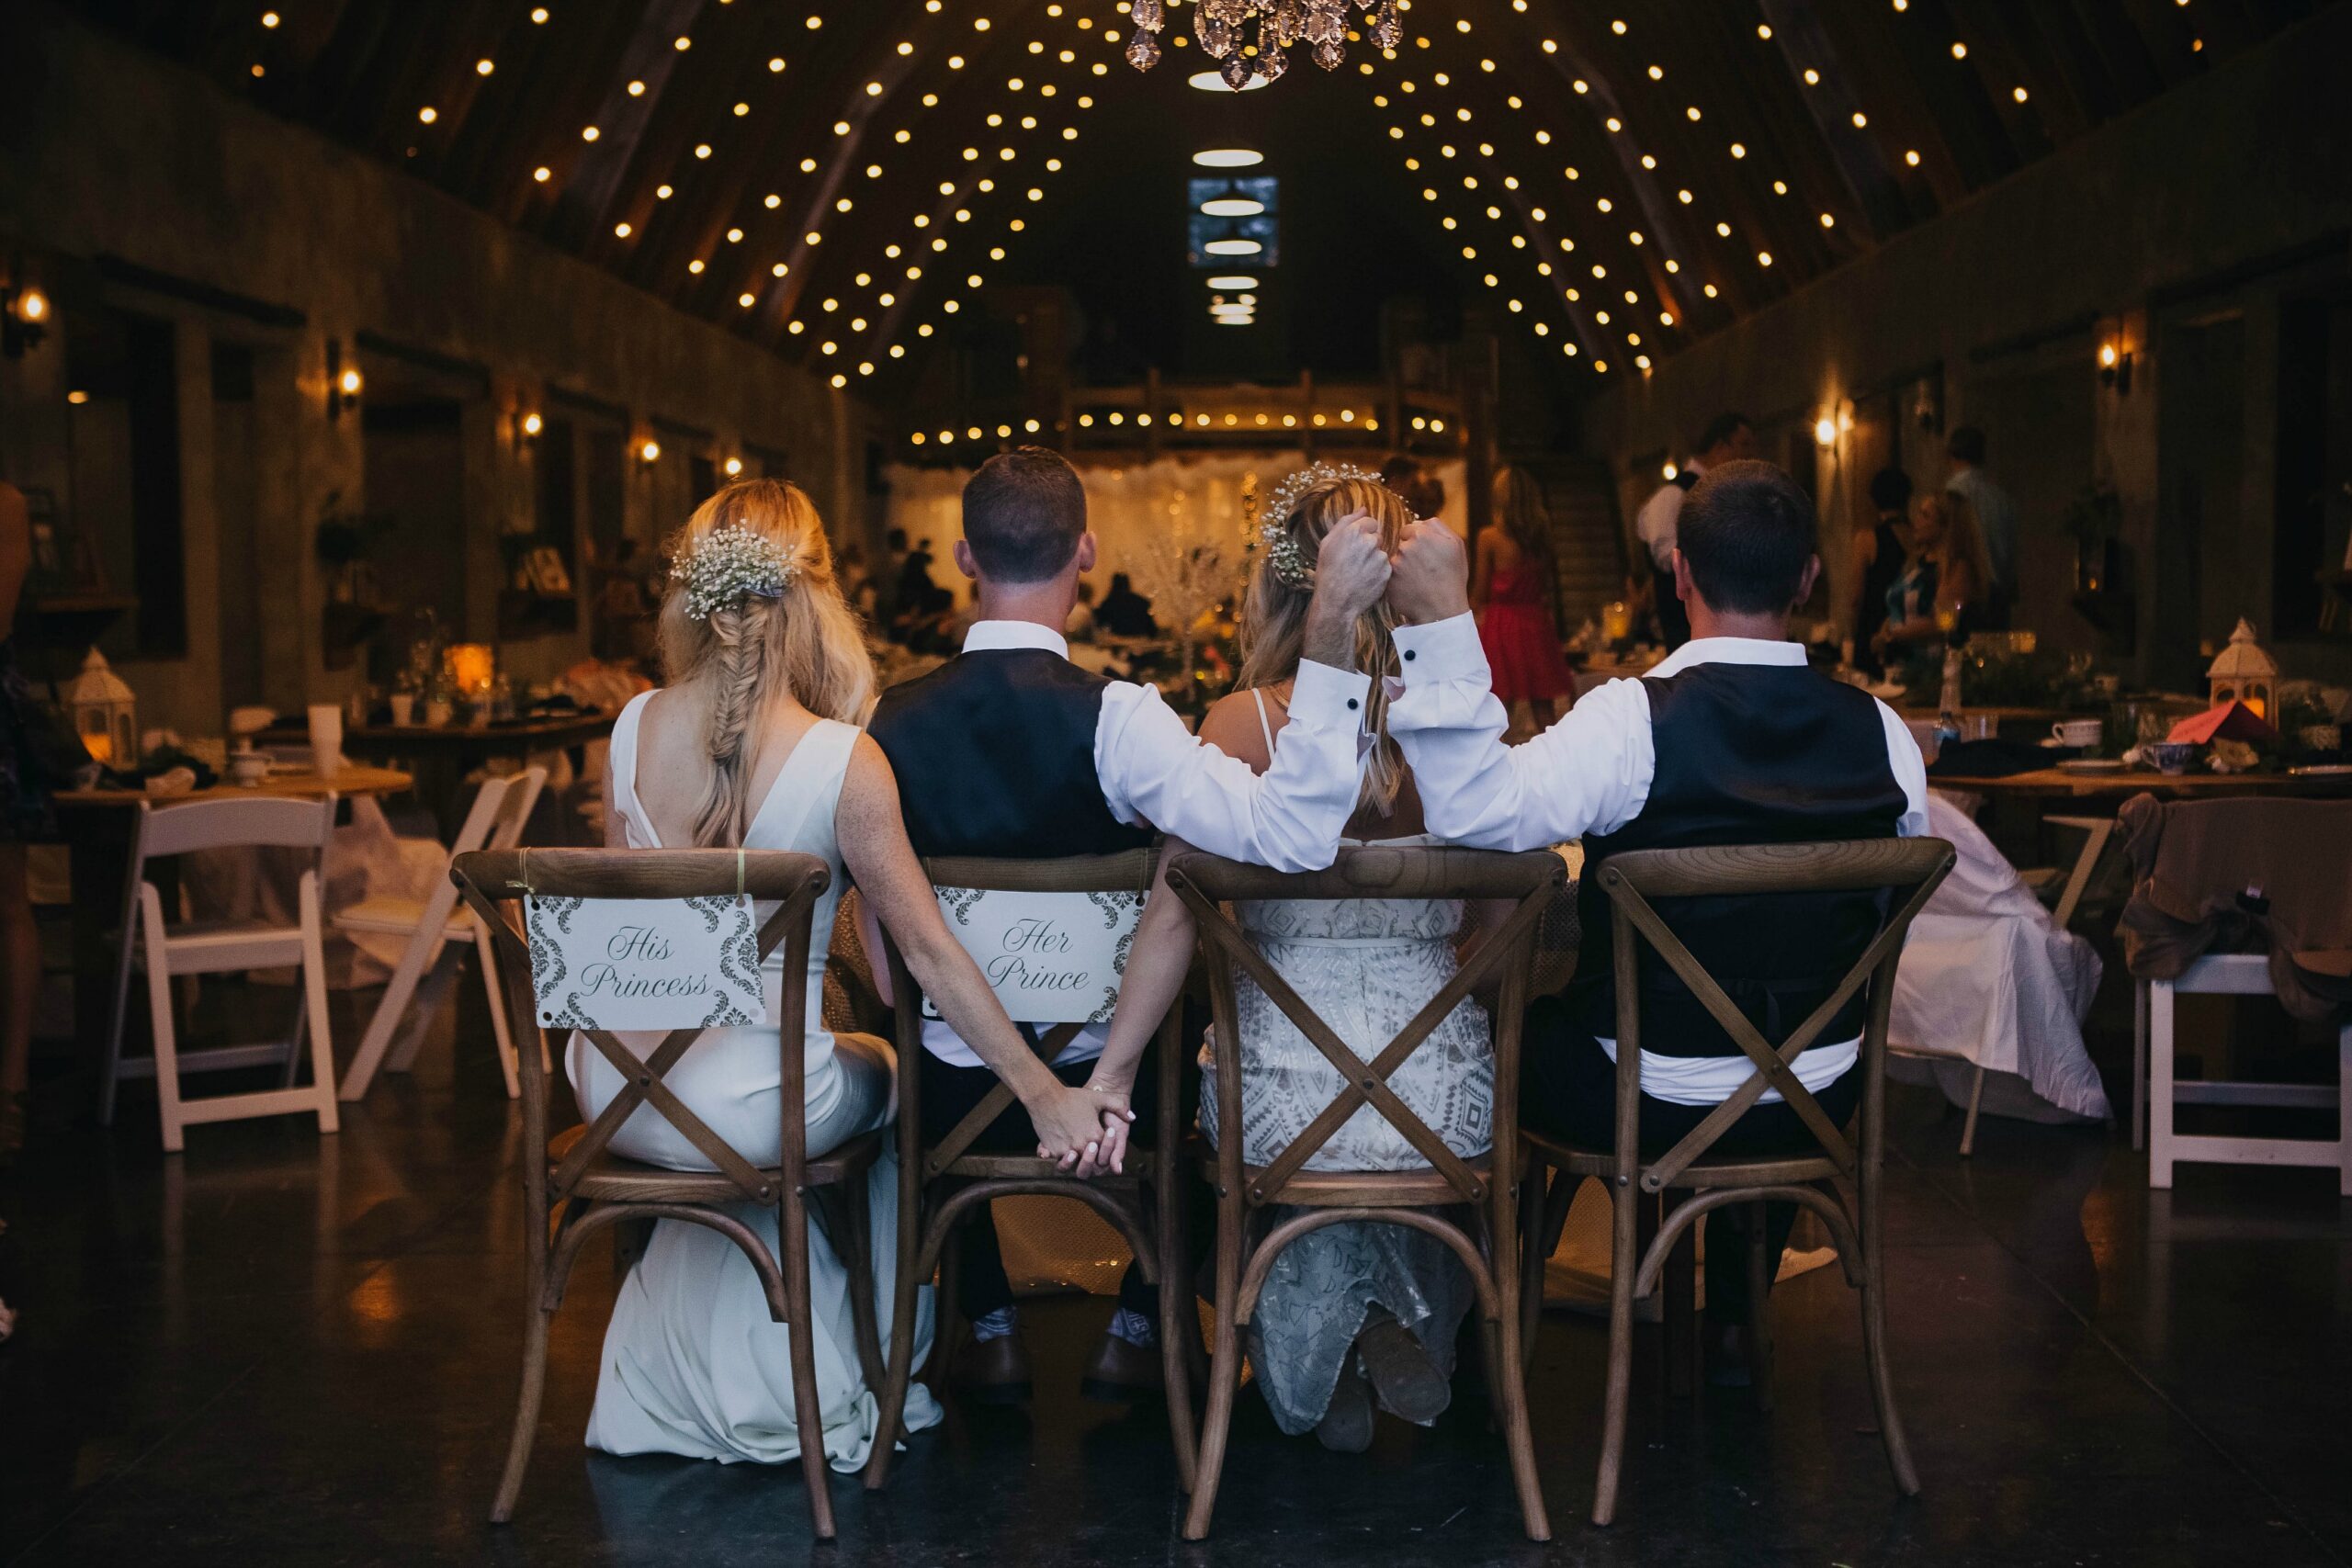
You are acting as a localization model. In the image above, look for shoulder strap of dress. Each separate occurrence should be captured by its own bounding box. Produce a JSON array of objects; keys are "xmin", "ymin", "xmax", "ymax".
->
[
  {"xmin": 742, "ymin": 716, "xmax": 860, "ymax": 852},
  {"xmin": 1251, "ymin": 687, "xmax": 1277, "ymax": 759},
  {"xmin": 608, "ymin": 690, "xmax": 658, "ymax": 845}
]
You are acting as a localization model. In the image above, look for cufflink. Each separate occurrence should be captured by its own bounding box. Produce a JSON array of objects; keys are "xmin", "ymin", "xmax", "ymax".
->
[
  {"xmin": 1404, "ymin": 649, "xmax": 1417, "ymax": 660},
  {"xmin": 1346, "ymin": 697, "xmax": 1360, "ymax": 710}
]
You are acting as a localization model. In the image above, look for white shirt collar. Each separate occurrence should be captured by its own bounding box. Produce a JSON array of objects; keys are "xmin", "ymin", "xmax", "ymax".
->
[
  {"xmin": 1646, "ymin": 635, "xmax": 1808, "ymax": 679},
  {"xmin": 963, "ymin": 619, "xmax": 1070, "ymax": 659}
]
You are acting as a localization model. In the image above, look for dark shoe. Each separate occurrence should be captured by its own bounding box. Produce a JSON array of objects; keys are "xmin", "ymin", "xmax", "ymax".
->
[
  {"xmin": 1704, "ymin": 1324, "xmax": 1753, "ymax": 1390},
  {"xmin": 1316, "ymin": 1359, "xmax": 1375, "ymax": 1453},
  {"xmin": 1080, "ymin": 1328, "xmax": 1164, "ymax": 1404},
  {"xmin": 1355, "ymin": 1307, "xmax": 1450, "ymax": 1425},
  {"xmin": 952, "ymin": 1328, "xmax": 1034, "ymax": 1405}
]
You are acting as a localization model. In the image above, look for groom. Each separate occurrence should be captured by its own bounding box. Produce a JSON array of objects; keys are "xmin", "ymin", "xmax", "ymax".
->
[
  {"xmin": 1384, "ymin": 458, "xmax": 1928, "ymax": 1367},
  {"xmin": 867, "ymin": 446, "xmax": 1391, "ymax": 1402}
]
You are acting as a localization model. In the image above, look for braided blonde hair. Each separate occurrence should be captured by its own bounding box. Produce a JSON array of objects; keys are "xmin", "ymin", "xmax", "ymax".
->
[
  {"xmin": 1238, "ymin": 475, "xmax": 1409, "ymax": 816},
  {"xmin": 656, "ymin": 479, "xmax": 876, "ymax": 847}
]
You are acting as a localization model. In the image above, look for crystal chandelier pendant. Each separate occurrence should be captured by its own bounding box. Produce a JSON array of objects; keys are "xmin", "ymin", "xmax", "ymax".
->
[{"xmin": 1123, "ymin": 0, "xmax": 1396, "ymax": 85}]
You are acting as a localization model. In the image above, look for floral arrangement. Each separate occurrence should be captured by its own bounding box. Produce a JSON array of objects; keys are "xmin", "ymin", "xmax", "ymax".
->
[{"xmin": 674, "ymin": 524, "xmax": 797, "ymax": 621}]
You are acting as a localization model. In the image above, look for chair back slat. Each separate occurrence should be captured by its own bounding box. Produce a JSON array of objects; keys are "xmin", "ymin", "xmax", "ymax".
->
[
  {"xmin": 136, "ymin": 795, "xmax": 335, "ymax": 858},
  {"xmin": 486, "ymin": 766, "xmax": 548, "ymax": 852},
  {"xmin": 1598, "ymin": 838, "xmax": 1954, "ymax": 1192},
  {"xmin": 443, "ymin": 775, "xmax": 514, "ymax": 862},
  {"xmin": 1169, "ymin": 845, "xmax": 1566, "ymax": 1210},
  {"xmin": 453, "ymin": 848, "xmax": 830, "ymax": 1205}
]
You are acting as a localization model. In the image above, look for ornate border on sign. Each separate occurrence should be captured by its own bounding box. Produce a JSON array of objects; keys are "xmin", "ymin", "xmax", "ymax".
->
[{"xmin": 940, "ymin": 886, "xmax": 986, "ymax": 926}]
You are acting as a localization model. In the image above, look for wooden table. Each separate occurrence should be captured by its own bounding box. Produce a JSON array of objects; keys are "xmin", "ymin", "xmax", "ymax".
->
[
  {"xmin": 259, "ymin": 711, "xmax": 610, "ymax": 834},
  {"xmin": 56, "ymin": 766, "xmax": 414, "ymax": 1052},
  {"xmin": 1928, "ymin": 766, "xmax": 2352, "ymax": 803}
]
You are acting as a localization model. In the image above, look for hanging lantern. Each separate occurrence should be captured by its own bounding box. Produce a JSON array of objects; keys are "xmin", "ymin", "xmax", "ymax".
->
[
  {"xmin": 64, "ymin": 647, "xmax": 138, "ymax": 767},
  {"xmin": 2206, "ymin": 618, "xmax": 2278, "ymax": 719}
]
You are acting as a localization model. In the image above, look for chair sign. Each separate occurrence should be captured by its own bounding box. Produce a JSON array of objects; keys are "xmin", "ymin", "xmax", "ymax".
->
[
  {"xmin": 922, "ymin": 886, "xmax": 1143, "ymax": 1024},
  {"xmin": 524, "ymin": 893, "xmax": 765, "ymax": 1032}
]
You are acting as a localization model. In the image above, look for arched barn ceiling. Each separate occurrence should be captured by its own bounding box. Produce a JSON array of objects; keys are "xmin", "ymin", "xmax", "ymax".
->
[{"xmin": 86, "ymin": 0, "xmax": 2331, "ymax": 391}]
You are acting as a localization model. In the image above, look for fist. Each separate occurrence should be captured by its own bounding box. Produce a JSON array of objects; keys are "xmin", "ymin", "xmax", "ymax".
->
[
  {"xmin": 1308, "ymin": 513, "xmax": 1394, "ymax": 621},
  {"xmin": 1387, "ymin": 520, "xmax": 1471, "ymax": 624}
]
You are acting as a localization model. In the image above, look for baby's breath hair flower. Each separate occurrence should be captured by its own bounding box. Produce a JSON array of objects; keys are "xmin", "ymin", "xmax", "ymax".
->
[
  {"xmin": 1254, "ymin": 461, "xmax": 1380, "ymax": 590},
  {"xmin": 676, "ymin": 523, "xmax": 797, "ymax": 620}
]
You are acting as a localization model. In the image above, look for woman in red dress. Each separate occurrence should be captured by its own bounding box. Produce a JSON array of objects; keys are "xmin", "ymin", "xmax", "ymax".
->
[{"xmin": 1474, "ymin": 466, "xmax": 1576, "ymax": 734}]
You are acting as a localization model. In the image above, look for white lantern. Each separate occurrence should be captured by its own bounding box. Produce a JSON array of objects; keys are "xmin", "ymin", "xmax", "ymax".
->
[
  {"xmin": 2206, "ymin": 618, "xmax": 2278, "ymax": 720},
  {"xmin": 64, "ymin": 647, "xmax": 138, "ymax": 767}
]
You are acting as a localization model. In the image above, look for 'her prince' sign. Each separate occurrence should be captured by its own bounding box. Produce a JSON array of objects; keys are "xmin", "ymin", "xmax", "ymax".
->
[
  {"xmin": 524, "ymin": 895, "xmax": 768, "ymax": 1032},
  {"xmin": 924, "ymin": 888, "xmax": 1144, "ymax": 1026}
]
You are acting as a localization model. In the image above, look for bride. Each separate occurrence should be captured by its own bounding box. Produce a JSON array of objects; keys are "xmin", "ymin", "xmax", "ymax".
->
[
  {"xmin": 571, "ymin": 478, "xmax": 1119, "ymax": 1472},
  {"xmin": 1089, "ymin": 468, "xmax": 1504, "ymax": 1450}
]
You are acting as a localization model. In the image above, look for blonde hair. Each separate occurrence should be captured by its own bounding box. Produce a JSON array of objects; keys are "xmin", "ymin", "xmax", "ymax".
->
[
  {"xmin": 656, "ymin": 479, "xmax": 876, "ymax": 847},
  {"xmin": 1915, "ymin": 490, "xmax": 1993, "ymax": 604},
  {"xmin": 1491, "ymin": 464, "xmax": 1560, "ymax": 618},
  {"xmin": 1238, "ymin": 475, "xmax": 1409, "ymax": 816}
]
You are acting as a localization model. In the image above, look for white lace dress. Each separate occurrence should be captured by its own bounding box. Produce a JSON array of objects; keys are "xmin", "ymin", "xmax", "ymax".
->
[
  {"xmin": 1198, "ymin": 828, "xmax": 1493, "ymax": 1435},
  {"xmin": 567, "ymin": 693, "xmax": 942, "ymax": 1471}
]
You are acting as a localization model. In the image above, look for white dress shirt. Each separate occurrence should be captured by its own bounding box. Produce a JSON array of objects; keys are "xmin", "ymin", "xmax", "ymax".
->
[
  {"xmin": 1386, "ymin": 613, "xmax": 1929, "ymax": 1104},
  {"xmin": 1634, "ymin": 459, "xmax": 1700, "ymax": 573},
  {"xmin": 920, "ymin": 619, "xmax": 1374, "ymax": 1067}
]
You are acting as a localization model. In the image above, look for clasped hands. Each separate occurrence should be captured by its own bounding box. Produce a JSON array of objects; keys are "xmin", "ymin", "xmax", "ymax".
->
[{"xmin": 1315, "ymin": 512, "xmax": 1475, "ymax": 628}]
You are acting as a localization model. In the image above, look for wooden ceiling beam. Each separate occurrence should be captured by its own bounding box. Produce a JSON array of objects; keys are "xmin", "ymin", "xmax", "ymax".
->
[
  {"xmin": 552, "ymin": 0, "xmax": 713, "ymax": 254},
  {"xmin": 1755, "ymin": 0, "xmax": 1912, "ymax": 244}
]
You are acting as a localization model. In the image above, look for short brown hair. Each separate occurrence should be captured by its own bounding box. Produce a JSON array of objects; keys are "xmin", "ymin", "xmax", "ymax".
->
[
  {"xmin": 962, "ymin": 446, "xmax": 1086, "ymax": 582},
  {"xmin": 1677, "ymin": 459, "xmax": 1816, "ymax": 615}
]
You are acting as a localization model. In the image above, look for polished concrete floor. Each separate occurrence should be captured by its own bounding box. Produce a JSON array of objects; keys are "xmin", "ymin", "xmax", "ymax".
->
[{"xmin": 3, "ymin": 981, "xmax": 2348, "ymax": 1568}]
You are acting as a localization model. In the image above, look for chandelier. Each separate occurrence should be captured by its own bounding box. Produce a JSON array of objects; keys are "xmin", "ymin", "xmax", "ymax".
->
[{"xmin": 1124, "ymin": 0, "xmax": 1404, "ymax": 88}]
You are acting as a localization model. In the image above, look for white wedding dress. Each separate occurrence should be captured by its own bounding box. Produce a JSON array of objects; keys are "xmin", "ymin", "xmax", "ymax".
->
[
  {"xmin": 566, "ymin": 692, "xmax": 941, "ymax": 1470},
  {"xmin": 1195, "ymin": 696, "xmax": 1491, "ymax": 1434}
]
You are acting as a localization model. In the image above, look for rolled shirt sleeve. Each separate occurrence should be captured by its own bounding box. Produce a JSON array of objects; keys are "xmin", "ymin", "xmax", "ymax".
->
[
  {"xmin": 1875, "ymin": 698, "xmax": 1932, "ymax": 838},
  {"xmin": 1386, "ymin": 613, "xmax": 1652, "ymax": 851},
  {"xmin": 1095, "ymin": 658, "xmax": 1373, "ymax": 872}
]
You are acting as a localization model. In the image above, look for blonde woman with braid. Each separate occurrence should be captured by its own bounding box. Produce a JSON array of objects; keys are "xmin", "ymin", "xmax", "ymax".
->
[
  {"xmin": 1091, "ymin": 468, "xmax": 1504, "ymax": 1453},
  {"xmin": 570, "ymin": 479, "xmax": 1117, "ymax": 1472}
]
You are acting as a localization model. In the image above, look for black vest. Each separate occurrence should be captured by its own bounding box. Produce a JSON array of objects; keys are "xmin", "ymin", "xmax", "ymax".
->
[
  {"xmin": 1571, "ymin": 660, "xmax": 1908, "ymax": 1057},
  {"xmin": 868, "ymin": 649, "xmax": 1155, "ymax": 861}
]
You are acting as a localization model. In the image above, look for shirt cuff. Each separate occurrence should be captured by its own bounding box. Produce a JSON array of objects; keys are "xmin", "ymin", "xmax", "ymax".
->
[
  {"xmin": 1390, "ymin": 613, "xmax": 1486, "ymax": 686},
  {"xmin": 1286, "ymin": 658, "xmax": 1374, "ymax": 727}
]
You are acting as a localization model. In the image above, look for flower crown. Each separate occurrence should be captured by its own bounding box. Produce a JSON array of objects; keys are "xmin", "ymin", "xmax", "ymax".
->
[
  {"xmin": 1252, "ymin": 461, "xmax": 1380, "ymax": 590},
  {"xmin": 675, "ymin": 524, "xmax": 798, "ymax": 621}
]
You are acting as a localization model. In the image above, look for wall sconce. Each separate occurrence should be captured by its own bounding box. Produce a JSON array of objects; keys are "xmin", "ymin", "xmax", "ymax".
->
[
  {"xmin": 1814, "ymin": 414, "xmax": 1838, "ymax": 450},
  {"xmin": 2, "ymin": 265, "xmax": 49, "ymax": 359},
  {"xmin": 518, "ymin": 410, "xmax": 544, "ymax": 443},
  {"xmin": 2098, "ymin": 341, "xmax": 2134, "ymax": 395},
  {"xmin": 639, "ymin": 438, "xmax": 662, "ymax": 464},
  {"xmin": 326, "ymin": 340, "xmax": 363, "ymax": 420},
  {"xmin": 722, "ymin": 455, "xmax": 744, "ymax": 478}
]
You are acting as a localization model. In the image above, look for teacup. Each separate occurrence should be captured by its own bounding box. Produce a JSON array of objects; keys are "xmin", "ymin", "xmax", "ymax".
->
[
  {"xmin": 389, "ymin": 692, "xmax": 416, "ymax": 727},
  {"xmin": 2052, "ymin": 718, "xmax": 2103, "ymax": 749},
  {"xmin": 2146, "ymin": 741, "xmax": 2198, "ymax": 775},
  {"xmin": 228, "ymin": 752, "xmax": 270, "ymax": 788}
]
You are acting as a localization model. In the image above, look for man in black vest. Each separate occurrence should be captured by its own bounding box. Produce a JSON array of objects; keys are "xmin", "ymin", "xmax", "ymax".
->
[
  {"xmin": 866, "ymin": 446, "xmax": 1392, "ymax": 1403},
  {"xmin": 1385, "ymin": 459, "xmax": 1928, "ymax": 1375}
]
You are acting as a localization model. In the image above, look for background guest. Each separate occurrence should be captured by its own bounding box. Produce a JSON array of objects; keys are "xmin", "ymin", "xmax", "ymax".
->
[
  {"xmin": 1378, "ymin": 454, "xmax": 1446, "ymax": 523},
  {"xmin": 1873, "ymin": 491, "xmax": 1990, "ymax": 657},
  {"xmin": 1475, "ymin": 465, "xmax": 1576, "ymax": 736},
  {"xmin": 1944, "ymin": 427, "xmax": 2016, "ymax": 626},
  {"xmin": 1853, "ymin": 468, "xmax": 1914, "ymax": 671},
  {"xmin": 1636, "ymin": 412, "xmax": 1756, "ymax": 649},
  {"xmin": 1095, "ymin": 570, "xmax": 1158, "ymax": 637}
]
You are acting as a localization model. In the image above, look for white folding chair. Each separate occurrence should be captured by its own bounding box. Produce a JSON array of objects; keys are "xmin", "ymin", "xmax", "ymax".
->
[
  {"xmin": 98, "ymin": 796, "xmax": 341, "ymax": 1154},
  {"xmin": 2142, "ymin": 957, "xmax": 2352, "ymax": 1195},
  {"xmin": 334, "ymin": 767, "xmax": 547, "ymax": 1101}
]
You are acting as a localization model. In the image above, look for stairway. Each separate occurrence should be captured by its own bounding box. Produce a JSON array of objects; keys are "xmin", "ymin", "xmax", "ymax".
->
[{"xmin": 1513, "ymin": 455, "xmax": 1627, "ymax": 634}]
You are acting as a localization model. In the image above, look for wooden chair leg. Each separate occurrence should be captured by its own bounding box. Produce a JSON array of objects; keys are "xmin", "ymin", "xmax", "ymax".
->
[
  {"xmin": 1490, "ymin": 1174, "xmax": 1552, "ymax": 1541},
  {"xmin": 489, "ymin": 1306, "xmax": 552, "ymax": 1523},
  {"xmin": 1592, "ymin": 1179, "xmax": 1638, "ymax": 1528},
  {"xmin": 780, "ymin": 1187, "xmax": 838, "ymax": 1540},
  {"xmin": 2149, "ymin": 980, "xmax": 2177, "ymax": 1190},
  {"xmin": 2338, "ymin": 1021, "xmax": 2352, "ymax": 1201},
  {"xmin": 1958, "ymin": 1064, "xmax": 1986, "ymax": 1157},
  {"xmin": 1520, "ymin": 1164, "xmax": 1574, "ymax": 1372},
  {"xmin": 1663, "ymin": 1218, "xmax": 1696, "ymax": 1400},
  {"xmin": 476, "ymin": 927, "xmax": 522, "ymax": 1100},
  {"xmin": 814, "ymin": 1181, "xmax": 888, "ymax": 1396},
  {"xmin": 1157, "ymin": 1171, "xmax": 1200, "ymax": 1494},
  {"xmin": 1860, "ymin": 1191, "xmax": 1920, "ymax": 1496},
  {"xmin": 861, "ymin": 1159, "xmax": 925, "ymax": 1491},
  {"xmin": 1745, "ymin": 1200, "xmax": 1775, "ymax": 1413},
  {"xmin": 1181, "ymin": 1191, "xmax": 1246, "ymax": 1541},
  {"xmin": 2131, "ymin": 980, "xmax": 2148, "ymax": 1153}
]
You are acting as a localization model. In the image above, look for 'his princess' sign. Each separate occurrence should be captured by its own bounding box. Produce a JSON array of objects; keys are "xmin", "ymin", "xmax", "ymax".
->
[
  {"xmin": 525, "ymin": 895, "xmax": 769, "ymax": 1032},
  {"xmin": 924, "ymin": 887, "xmax": 1144, "ymax": 1026}
]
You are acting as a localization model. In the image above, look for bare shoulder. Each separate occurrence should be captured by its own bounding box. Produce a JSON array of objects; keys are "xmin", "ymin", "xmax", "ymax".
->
[
  {"xmin": 1200, "ymin": 689, "xmax": 1274, "ymax": 772},
  {"xmin": 837, "ymin": 730, "xmax": 901, "ymax": 812}
]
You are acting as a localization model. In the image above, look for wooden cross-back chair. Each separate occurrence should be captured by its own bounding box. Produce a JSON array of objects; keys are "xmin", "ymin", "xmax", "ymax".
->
[
  {"xmin": 1518, "ymin": 838, "xmax": 1955, "ymax": 1528},
  {"xmin": 862, "ymin": 848, "xmax": 1197, "ymax": 1495},
  {"xmin": 1167, "ymin": 844, "xmax": 1566, "ymax": 1544},
  {"xmin": 453, "ymin": 848, "xmax": 888, "ymax": 1541}
]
